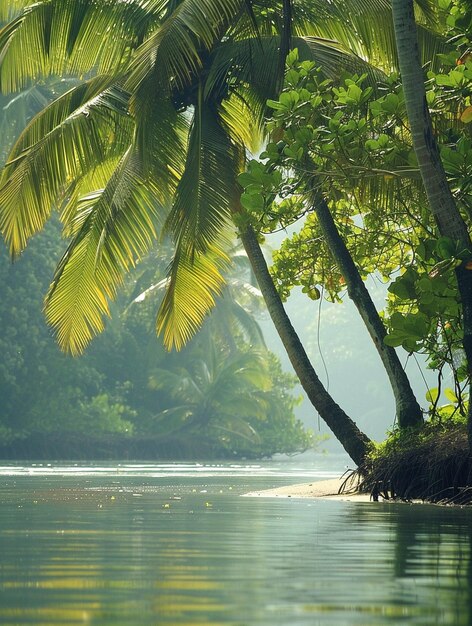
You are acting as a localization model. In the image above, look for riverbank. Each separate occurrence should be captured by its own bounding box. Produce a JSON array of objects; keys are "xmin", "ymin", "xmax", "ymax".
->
[{"xmin": 243, "ymin": 476, "xmax": 374, "ymax": 501}]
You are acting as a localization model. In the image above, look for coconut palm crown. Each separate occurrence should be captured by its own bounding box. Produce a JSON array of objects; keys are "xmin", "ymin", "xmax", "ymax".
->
[{"xmin": 0, "ymin": 0, "xmax": 442, "ymax": 354}]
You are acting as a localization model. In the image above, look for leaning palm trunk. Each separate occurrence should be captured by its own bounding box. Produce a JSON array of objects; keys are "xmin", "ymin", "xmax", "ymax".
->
[
  {"xmin": 392, "ymin": 0, "xmax": 472, "ymax": 446},
  {"xmin": 310, "ymin": 185, "xmax": 423, "ymax": 429},
  {"xmin": 239, "ymin": 223, "xmax": 371, "ymax": 466}
]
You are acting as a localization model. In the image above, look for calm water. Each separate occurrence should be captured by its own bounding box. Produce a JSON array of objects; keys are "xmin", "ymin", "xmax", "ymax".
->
[{"xmin": 1, "ymin": 456, "xmax": 471, "ymax": 625}]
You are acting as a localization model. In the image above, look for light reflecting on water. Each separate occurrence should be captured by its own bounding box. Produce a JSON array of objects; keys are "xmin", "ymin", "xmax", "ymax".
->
[{"xmin": 1, "ymin": 458, "xmax": 471, "ymax": 625}]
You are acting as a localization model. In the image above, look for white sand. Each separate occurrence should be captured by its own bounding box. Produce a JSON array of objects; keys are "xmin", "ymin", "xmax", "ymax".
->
[{"xmin": 243, "ymin": 476, "xmax": 374, "ymax": 501}]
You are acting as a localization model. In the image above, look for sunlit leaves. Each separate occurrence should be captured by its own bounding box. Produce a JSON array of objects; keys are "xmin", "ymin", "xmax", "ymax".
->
[
  {"xmin": 126, "ymin": 0, "xmax": 245, "ymax": 94},
  {"xmin": 0, "ymin": 0, "xmax": 165, "ymax": 93},
  {"xmin": 0, "ymin": 75, "xmax": 132, "ymax": 257},
  {"xmin": 156, "ymin": 242, "xmax": 230, "ymax": 351},
  {"xmin": 132, "ymin": 87, "xmax": 187, "ymax": 198},
  {"xmin": 45, "ymin": 149, "xmax": 165, "ymax": 355}
]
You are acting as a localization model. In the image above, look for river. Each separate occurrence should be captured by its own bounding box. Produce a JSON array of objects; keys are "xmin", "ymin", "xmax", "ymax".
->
[{"xmin": 1, "ymin": 455, "xmax": 471, "ymax": 625}]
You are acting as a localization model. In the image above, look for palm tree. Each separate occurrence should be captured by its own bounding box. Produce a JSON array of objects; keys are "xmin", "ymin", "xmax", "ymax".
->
[
  {"xmin": 0, "ymin": 0, "xmax": 382, "ymax": 464},
  {"xmin": 0, "ymin": 0, "xmax": 445, "ymax": 461},
  {"xmin": 2, "ymin": 0, "xmax": 442, "ymax": 462},
  {"xmin": 391, "ymin": 0, "xmax": 472, "ymax": 446},
  {"xmin": 148, "ymin": 346, "xmax": 273, "ymax": 448}
]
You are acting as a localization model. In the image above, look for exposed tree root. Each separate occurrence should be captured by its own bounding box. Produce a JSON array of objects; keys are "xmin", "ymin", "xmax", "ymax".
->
[{"xmin": 351, "ymin": 424, "xmax": 472, "ymax": 505}]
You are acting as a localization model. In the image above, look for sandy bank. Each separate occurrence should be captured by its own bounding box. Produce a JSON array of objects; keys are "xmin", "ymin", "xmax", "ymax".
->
[{"xmin": 243, "ymin": 477, "xmax": 373, "ymax": 502}]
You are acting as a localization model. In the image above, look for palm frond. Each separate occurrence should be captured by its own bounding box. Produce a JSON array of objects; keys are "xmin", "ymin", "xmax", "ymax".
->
[
  {"xmin": 165, "ymin": 93, "xmax": 241, "ymax": 255},
  {"xmin": 292, "ymin": 0, "xmax": 445, "ymax": 70},
  {"xmin": 131, "ymin": 85, "xmax": 188, "ymax": 196},
  {"xmin": 126, "ymin": 0, "xmax": 246, "ymax": 94},
  {"xmin": 413, "ymin": 0, "xmax": 440, "ymax": 27},
  {"xmin": 292, "ymin": 0, "xmax": 392, "ymax": 63},
  {"xmin": 0, "ymin": 75, "xmax": 131, "ymax": 257},
  {"xmin": 296, "ymin": 36, "xmax": 387, "ymax": 85},
  {"xmin": 416, "ymin": 24, "xmax": 451, "ymax": 70},
  {"xmin": 44, "ymin": 149, "xmax": 163, "ymax": 355},
  {"xmin": 278, "ymin": 0, "xmax": 293, "ymax": 90},
  {"xmin": 219, "ymin": 293, "xmax": 266, "ymax": 346},
  {"xmin": 156, "ymin": 241, "xmax": 230, "ymax": 351},
  {"xmin": 213, "ymin": 417, "xmax": 261, "ymax": 443},
  {"xmin": 211, "ymin": 349, "xmax": 271, "ymax": 395},
  {"xmin": 60, "ymin": 156, "xmax": 123, "ymax": 234},
  {"xmin": 206, "ymin": 36, "xmax": 280, "ymax": 107},
  {"xmin": 0, "ymin": 0, "xmax": 168, "ymax": 93},
  {"xmin": 0, "ymin": 0, "xmax": 35, "ymax": 22},
  {"xmin": 151, "ymin": 406, "xmax": 196, "ymax": 435},
  {"xmin": 219, "ymin": 92, "xmax": 264, "ymax": 154}
]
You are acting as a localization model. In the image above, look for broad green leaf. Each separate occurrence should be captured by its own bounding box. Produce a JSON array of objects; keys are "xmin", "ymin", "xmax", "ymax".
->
[
  {"xmin": 425, "ymin": 387, "xmax": 439, "ymax": 403},
  {"xmin": 444, "ymin": 388, "xmax": 459, "ymax": 404}
]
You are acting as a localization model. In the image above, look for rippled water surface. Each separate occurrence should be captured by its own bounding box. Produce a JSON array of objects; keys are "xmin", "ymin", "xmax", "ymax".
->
[{"xmin": 1, "ymin": 457, "xmax": 471, "ymax": 625}]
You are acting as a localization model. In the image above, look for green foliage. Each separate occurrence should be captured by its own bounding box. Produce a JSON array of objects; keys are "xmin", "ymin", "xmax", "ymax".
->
[
  {"xmin": 238, "ymin": 39, "xmax": 472, "ymax": 407},
  {"xmin": 0, "ymin": 222, "xmax": 312, "ymax": 457},
  {"xmin": 384, "ymin": 236, "xmax": 469, "ymax": 416},
  {"xmin": 0, "ymin": 0, "xmax": 439, "ymax": 355},
  {"xmin": 239, "ymin": 52, "xmax": 425, "ymax": 303},
  {"xmin": 0, "ymin": 220, "xmax": 134, "ymax": 443},
  {"xmin": 147, "ymin": 346, "xmax": 313, "ymax": 456}
]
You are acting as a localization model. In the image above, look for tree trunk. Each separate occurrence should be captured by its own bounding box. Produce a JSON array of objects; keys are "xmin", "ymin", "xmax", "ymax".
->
[
  {"xmin": 391, "ymin": 0, "xmax": 472, "ymax": 445},
  {"xmin": 239, "ymin": 224, "xmax": 371, "ymax": 466},
  {"xmin": 311, "ymin": 188, "xmax": 423, "ymax": 429}
]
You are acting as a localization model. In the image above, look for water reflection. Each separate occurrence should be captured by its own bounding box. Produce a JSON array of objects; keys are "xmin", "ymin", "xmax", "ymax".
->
[{"xmin": 1, "ymin": 462, "xmax": 471, "ymax": 625}]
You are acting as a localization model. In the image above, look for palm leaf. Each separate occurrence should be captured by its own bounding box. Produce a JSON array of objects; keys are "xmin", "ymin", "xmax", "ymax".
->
[
  {"xmin": 296, "ymin": 36, "xmax": 387, "ymax": 85},
  {"xmin": 45, "ymin": 149, "xmax": 164, "ymax": 355},
  {"xmin": 278, "ymin": 0, "xmax": 293, "ymax": 90},
  {"xmin": 151, "ymin": 406, "xmax": 196, "ymax": 435},
  {"xmin": 126, "ymin": 0, "xmax": 247, "ymax": 94},
  {"xmin": 156, "ymin": 241, "xmax": 230, "ymax": 351},
  {"xmin": 215, "ymin": 349, "xmax": 271, "ymax": 391},
  {"xmin": 292, "ymin": 0, "xmax": 444, "ymax": 70},
  {"xmin": 165, "ymin": 92, "xmax": 241, "ymax": 255},
  {"xmin": 213, "ymin": 417, "xmax": 261, "ymax": 443},
  {"xmin": 0, "ymin": 75, "xmax": 131, "ymax": 257},
  {"xmin": 131, "ymin": 85, "xmax": 188, "ymax": 196},
  {"xmin": 0, "ymin": 1, "xmax": 34, "ymax": 21},
  {"xmin": 149, "ymin": 367, "xmax": 203, "ymax": 400},
  {"xmin": 0, "ymin": 0, "xmax": 164, "ymax": 93},
  {"xmin": 216, "ymin": 290, "xmax": 265, "ymax": 347},
  {"xmin": 206, "ymin": 36, "xmax": 280, "ymax": 108},
  {"xmin": 219, "ymin": 92, "xmax": 264, "ymax": 155},
  {"xmin": 59, "ymin": 155, "xmax": 123, "ymax": 234}
]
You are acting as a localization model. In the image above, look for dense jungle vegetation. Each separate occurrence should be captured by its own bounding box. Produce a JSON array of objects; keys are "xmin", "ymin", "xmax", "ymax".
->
[
  {"xmin": 0, "ymin": 0, "xmax": 472, "ymax": 499},
  {"xmin": 0, "ymin": 218, "xmax": 313, "ymax": 458}
]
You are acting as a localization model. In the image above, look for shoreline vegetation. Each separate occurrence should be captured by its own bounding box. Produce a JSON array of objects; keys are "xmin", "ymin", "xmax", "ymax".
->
[
  {"xmin": 245, "ymin": 422, "xmax": 472, "ymax": 505},
  {"xmin": 0, "ymin": 432, "xmax": 285, "ymax": 461},
  {"xmin": 357, "ymin": 423, "xmax": 472, "ymax": 505},
  {"xmin": 1, "ymin": 1, "xmax": 472, "ymax": 505}
]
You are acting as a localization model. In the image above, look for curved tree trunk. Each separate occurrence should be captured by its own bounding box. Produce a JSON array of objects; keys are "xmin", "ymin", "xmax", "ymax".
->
[
  {"xmin": 239, "ymin": 224, "xmax": 371, "ymax": 466},
  {"xmin": 391, "ymin": 0, "xmax": 472, "ymax": 446},
  {"xmin": 311, "ymin": 188, "xmax": 424, "ymax": 429}
]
